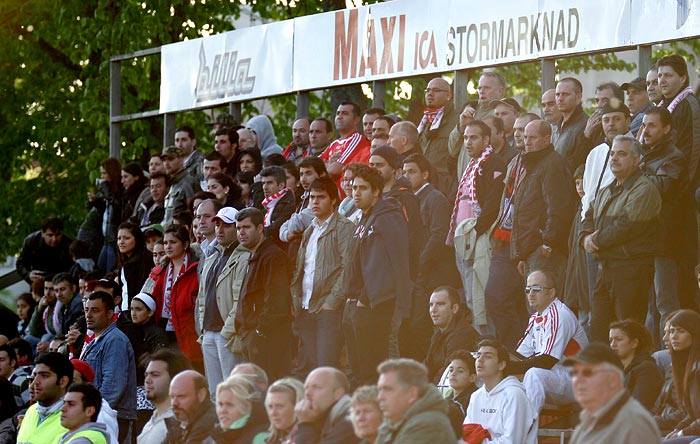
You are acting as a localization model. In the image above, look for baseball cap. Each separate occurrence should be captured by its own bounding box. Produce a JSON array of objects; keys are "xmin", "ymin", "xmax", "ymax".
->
[
  {"xmin": 161, "ymin": 145, "xmax": 184, "ymax": 159},
  {"xmin": 142, "ymin": 224, "xmax": 164, "ymax": 238},
  {"xmin": 562, "ymin": 342, "xmax": 624, "ymax": 370},
  {"xmin": 621, "ymin": 77, "xmax": 646, "ymax": 91},
  {"xmin": 212, "ymin": 207, "xmax": 239, "ymax": 224},
  {"xmin": 71, "ymin": 359, "xmax": 96, "ymax": 383},
  {"xmin": 599, "ymin": 101, "xmax": 631, "ymax": 117},
  {"xmin": 491, "ymin": 97, "xmax": 522, "ymax": 113}
]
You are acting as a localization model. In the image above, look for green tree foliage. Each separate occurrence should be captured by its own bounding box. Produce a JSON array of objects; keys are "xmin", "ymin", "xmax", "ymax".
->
[{"xmin": 0, "ymin": 0, "xmax": 240, "ymax": 257}]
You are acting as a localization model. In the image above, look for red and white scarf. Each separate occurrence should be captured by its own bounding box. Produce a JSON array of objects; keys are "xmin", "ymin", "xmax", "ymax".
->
[
  {"xmin": 262, "ymin": 187, "xmax": 292, "ymax": 226},
  {"xmin": 447, "ymin": 146, "xmax": 493, "ymax": 244},
  {"xmin": 659, "ymin": 86, "xmax": 694, "ymax": 113},
  {"xmin": 417, "ymin": 107, "xmax": 445, "ymax": 133}
]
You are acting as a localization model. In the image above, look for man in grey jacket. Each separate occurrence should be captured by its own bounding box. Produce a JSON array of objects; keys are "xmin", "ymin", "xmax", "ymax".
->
[{"xmin": 565, "ymin": 342, "xmax": 661, "ymax": 444}]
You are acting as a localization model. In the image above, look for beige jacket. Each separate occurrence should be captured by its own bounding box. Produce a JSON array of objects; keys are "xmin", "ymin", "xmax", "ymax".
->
[{"xmin": 196, "ymin": 243, "xmax": 251, "ymax": 347}]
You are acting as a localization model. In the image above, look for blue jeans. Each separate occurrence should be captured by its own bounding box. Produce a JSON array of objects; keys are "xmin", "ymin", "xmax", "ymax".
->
[
  {"xmin": 295, "ymin": 307, "xmax": 344, "ymax": 378},
  {"xmin": 201, "ymin": 331, "xmax": 243, "ymax": 396},
  {"xmin": 484, "ymin": 244, "xmax": 526, "ymax": 351}
]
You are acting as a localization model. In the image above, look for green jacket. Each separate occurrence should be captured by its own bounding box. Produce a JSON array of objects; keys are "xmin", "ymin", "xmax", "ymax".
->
[
  {"xmin": 291, "ymin": 213, "xmax": 354, "ymax": 313},
  {"xmin": 375, "ymin": 386, "xmax": 456, "ymax": 444},
  {"xmin": 59, "ymin": 422, "xmax": 109, "ymax": 444},
  {"xmin": 580, "ymin": 170, "xmax": 661, "ymax": 266},
  {"xmin": 197, "ymin": 242, "xmax": 251, "ymax": 344},
  {"xmin": 17, "ymin": 402, "xmax": 66, "ymax": 444}
]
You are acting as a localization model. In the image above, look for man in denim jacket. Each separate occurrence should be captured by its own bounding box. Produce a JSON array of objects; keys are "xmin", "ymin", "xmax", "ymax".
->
[{"xmin": 81, "ymin": 291, "xmax": 137, "ymax": 444}]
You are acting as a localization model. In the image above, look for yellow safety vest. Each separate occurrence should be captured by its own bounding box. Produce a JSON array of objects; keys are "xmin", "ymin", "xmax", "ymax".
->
[
  {"xmin": 61, "ymin": 428, "xmax": 108, "ymax": 444},
  {"xmin": 16, "ymin": 404, "xmax": 67, "ymax": 444}
]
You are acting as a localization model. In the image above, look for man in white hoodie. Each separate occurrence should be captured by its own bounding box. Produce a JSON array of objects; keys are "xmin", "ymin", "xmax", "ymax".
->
[{"xmin": 463, "ymin": 339, "xmax": 538, "ymax": 444}]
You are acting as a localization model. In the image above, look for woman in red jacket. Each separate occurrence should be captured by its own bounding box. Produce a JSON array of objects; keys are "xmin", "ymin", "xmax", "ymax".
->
[{"xmin": 152, "ymin": 224, "xmax": 203, "ymax": 372}]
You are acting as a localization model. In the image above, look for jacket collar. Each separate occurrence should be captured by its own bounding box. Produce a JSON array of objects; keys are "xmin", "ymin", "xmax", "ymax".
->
[
  {"xmin": 522, "ymin": 144, "xmax": 555, "ymax": 165},
  {"xmin": 616, "ymin": 169, "xmax": 643, "ymax": 190},
  {"xmin": 561, "ymin": 104, "xmax": 586, "ymax": 127},
  {"xmin": 585, "ymin": 390, "xmax": 630, "ymax": 428}
]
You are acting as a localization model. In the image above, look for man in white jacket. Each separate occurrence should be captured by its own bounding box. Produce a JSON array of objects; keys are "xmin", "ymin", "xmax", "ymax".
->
[{"xmin": 463, "ymin": 339, "xmax": 538, "ymax": 444}]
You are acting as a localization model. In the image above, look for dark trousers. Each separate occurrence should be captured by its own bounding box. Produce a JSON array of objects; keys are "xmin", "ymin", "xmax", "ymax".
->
[
  {"xmin": 342, "ymin": 300, "xmax": 360, "ymax": 387},
  {"xmin": 352, "ymin": 298, "xmax": 395, "ymax": 386},
  {"xmin": 485, "ymin": 244, "xmax": 526, "ymax": 351},
  {"xmin": 241, "ymin": 325, "xmax": 291, "ymax": 382},
  {"xmin": 117, "ymin": 418, "xmax": 133, "ymax": 444},
  {"xmin": 590, "ymin": 262, "xmax": 654, "ymax": 342},
  {"xmin": 398, "ymin": 283, "xmax": 433, "ymax": 361},
  {"xmin": 295, "ymin": 307, "xmax": 344, "ymax": 378}
]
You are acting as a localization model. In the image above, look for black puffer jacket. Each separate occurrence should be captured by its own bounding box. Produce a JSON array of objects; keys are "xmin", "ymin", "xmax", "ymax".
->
[
  {"xmin": 624, "ymin": 353, "xmax": 664, "ymax": 410},
  {"xmin": 641, "ymin": 134, "xmax": 688, "ymax": 256},
  {"xmin": 511, "ymin": 145, "xmax": 577, "ymax": 261}
]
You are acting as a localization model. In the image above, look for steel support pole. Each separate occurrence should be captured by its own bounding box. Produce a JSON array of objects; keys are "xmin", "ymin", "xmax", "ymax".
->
[
  {"xmin": 229, "ymin": 103, "xmax": 242, "ymax": 125},
  {"xmin": 372, "ymin": 80, "xmax": 386, "ymax": 109},
  {"xmin": 541, "ymin": 58, "xmax": 556, "ymax": 96},
  {"xmin": 163, "ymin": 113, "xmax": 176, "ymax": 148},
  {"xmin": 638, "ymin": 45, "xmax": 653, "ymax": 78},
  {"xmin": 454, "ymin": 70, "xmax": 470, "ymax": 111},
  {"xmin": 109, "ymin": 60, "xmax": 122, "ymax": 159},
  {"xmin": 296, "ymin": 91, "xmax": 310, "ymax": 119}
]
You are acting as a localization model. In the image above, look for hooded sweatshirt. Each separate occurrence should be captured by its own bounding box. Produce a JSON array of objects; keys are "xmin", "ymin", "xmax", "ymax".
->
[
  {"xmin": 465, "ymin": 375, "xmax": 538, "ymax": 444},
  {"xmin": 247, "ymin": 115, "xmax": 283, "ymax": 157},
  {"xmin": 59, "ymin": 422, "xmax": 110, "ymax": 444}
]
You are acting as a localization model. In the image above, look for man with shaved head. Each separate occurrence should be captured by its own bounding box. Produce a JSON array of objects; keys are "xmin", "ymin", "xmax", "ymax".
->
[
  {"xmin": 486, "ymin": 120, "xmax": 576, "ymax": 350},
  {"xmin": 388, "ymin": 121, "xmax": 421, "ymax": 158},
  {"xmin": 541, "ymin": 89, "xmax": 562, "ymax": 126},
  {"xmin": 419, "ymin": 77, "xmax": 459, "ymax": 194},
  {"xmin": 553, "ymin": 77, "xmax": 590, "ymax": 170},
  {"xmin": 511, "ymin": 270, "xmax": 588, "ymax": 414},
  {"xmin": 165, "ymin": 370, "xmax": 216, "ymax": 444},
  {"xmin": 295, "ymin": 367, "xmax": 359, "ymax": 444}
]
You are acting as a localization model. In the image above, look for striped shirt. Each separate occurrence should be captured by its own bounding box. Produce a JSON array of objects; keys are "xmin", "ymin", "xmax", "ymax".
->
[{"xmin": 516, "ymin": 298, "xmax": 588, "ymax": 360}]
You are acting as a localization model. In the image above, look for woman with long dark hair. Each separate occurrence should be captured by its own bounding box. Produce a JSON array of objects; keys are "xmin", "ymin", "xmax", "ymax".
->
[
  {"xmin": 121, "ymin": 162, "xmax": 148, "ymax": 221},
  {"xmin": 89, "ymin": 157, "xmax": 123, "ymax": 274},
  {"xmin": 16, "ymin": 293, "xmax": 37, "ymax": 339},
  {"xmin": 663, "ymin": 309, "xmax": 700, "ymax": 442},
  {"xmin": 152, "ymin": 224, "xmax": 203, "ymax": 372},
  {"xmin": 609, "ymin": 319, "xmax": 664, "ymax": 410},
  {"xmin": 207, "ymin": 172, "xmax": 244, "ymax": 209},
  {"xmin": 115, "ymin": 221, "xmax": 154, "ymax": 313}
]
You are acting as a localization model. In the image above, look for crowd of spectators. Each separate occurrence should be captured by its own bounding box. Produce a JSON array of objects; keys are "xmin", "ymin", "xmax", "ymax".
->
[{"xmin": 7, "ymin": 52, "xmax": 700, "ymax": 444}]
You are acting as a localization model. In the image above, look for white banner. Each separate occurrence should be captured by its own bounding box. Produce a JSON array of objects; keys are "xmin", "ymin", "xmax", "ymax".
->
[
  {"xmin": 630, "ymin": 0, "xmax": 700, "ymax": 43},
  {"xmin": 292, "ymin": 0, "xmax": 632, "ymax": 91},
  {"xmin": 159, "ymin": 0, "xmax": 700, "ymax": 113},
  {"xmin": 160, "ymin": 20, "xmax": 294, "ymax": 113},
  {"xmin": 292, "ymin": 0, "xmax": 449, "ymax": 90}
]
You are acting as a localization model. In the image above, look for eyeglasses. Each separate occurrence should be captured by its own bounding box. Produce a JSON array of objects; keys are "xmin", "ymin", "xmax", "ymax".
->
[
  {"xmin": 568, "ymin": 368, "xmax": 615, "ymax": 378},
  {"xmin": 525, "ymin": 285, "xmax": 552, "ymax": 294},
  {"xmin": 424, "ymin": 88, "xmax": 449, "ymax": 94}
]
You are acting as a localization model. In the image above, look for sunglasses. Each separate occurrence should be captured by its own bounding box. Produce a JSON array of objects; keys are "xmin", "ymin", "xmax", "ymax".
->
[{"xmin": 524, "ymin": 285, "xmax": 552, "ymax": 294}]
